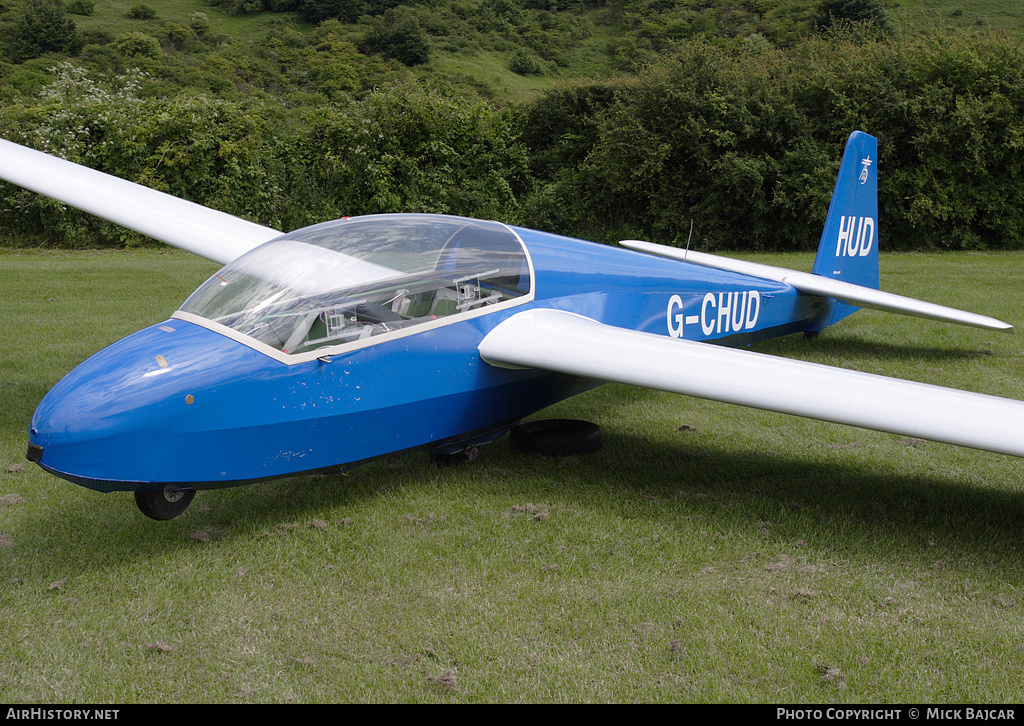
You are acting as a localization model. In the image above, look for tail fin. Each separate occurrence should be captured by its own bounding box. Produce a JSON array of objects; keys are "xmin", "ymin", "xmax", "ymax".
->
[
  {"xmin": 810, "ymin": 131, "xmax": 880, "ymax": 327},
  {"xmin": 622, "ymin": 128, "xmax": 1012, "ymax": 335}
]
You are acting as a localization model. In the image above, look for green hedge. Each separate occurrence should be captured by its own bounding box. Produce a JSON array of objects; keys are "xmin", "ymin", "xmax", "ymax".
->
[
  {"xmin": 2, "ymin": 26, "xmax": 1024, "ymax": 251},
  {"xmin": 0, "ymin": 66, "xmax": 528, "ymax": 246},
  {"xmin": 521, "ymin": 27, "xmax": 1024, "ymax": 251}
]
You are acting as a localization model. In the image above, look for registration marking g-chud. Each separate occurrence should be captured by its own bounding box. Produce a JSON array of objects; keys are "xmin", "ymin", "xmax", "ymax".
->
[{"xmin": 667, "ymin": 291, "xmax": 761, "ymax": 339}]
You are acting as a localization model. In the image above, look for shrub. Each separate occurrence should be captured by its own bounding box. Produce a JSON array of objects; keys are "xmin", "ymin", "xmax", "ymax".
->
[
  {"xmin": 814, "ymin": 0, "xmax": 888, "ymax": 30},
  {"xmin": 520, "ymin": 29, "xmax": 1024, "ymax": 251},
  {"xmin": 360, "ymin": 7, "xmax": 430, "ymax": 66},
  {"xmin": 290, "ymin": 82, "xmax": 529, "ymax": 225},
  {"xmin": 0, "ymin": 68, "xmax": 530, "ymax": 247},
  {"xmin": 160, "ymin": 23, "xmax": 195, "ymax": 51},
  {"xmin": 186, "ymin": 12, "xmax": 210, "ymax": 36},
  {"xmin": 125, "ymin": 3, "xmax": 156, "ymax": 20},
  {"xmin": 8, "ymin": 0, "xmax": 83, "ymax": 62},
  {"xmin": 66, "ymin": 0, "xmax": 94, "ymax": 15},
  {"xmin": 509, "ymin": 49, "xmax": 542, "ymax": 75},
  {"xmin": 114, "ymin": 32, "xmax": 161, "ymax": 58}
]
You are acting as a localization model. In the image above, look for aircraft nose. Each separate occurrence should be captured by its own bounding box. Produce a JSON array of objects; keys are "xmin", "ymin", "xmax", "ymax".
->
[{"xmin": 28, "ymin": 320, "xmax": 263, "ymax": 491}]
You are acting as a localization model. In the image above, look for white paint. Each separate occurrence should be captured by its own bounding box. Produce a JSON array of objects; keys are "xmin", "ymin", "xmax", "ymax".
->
[
  {"xmin": 620, "ymin": 239, "xmax": 1013, "ymax": 333},
  {"xmin": 0, "ymin": 138, "xmax": 281, "ymax": 265},
  {"xmin": 480, "ymin": 309, "xmax": 1024, "ymax": 458}
]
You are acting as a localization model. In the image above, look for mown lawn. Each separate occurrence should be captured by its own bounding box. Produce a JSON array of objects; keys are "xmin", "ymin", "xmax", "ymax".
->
[{"xmin": 1, "ymin": 247, "xmax": 1023, "ymax": 703}]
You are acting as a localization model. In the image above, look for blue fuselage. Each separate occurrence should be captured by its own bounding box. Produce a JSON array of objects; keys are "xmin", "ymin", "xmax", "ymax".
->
[{"xmin": 29, "ymin": 224, "xmax": 822, "ymax": 491}]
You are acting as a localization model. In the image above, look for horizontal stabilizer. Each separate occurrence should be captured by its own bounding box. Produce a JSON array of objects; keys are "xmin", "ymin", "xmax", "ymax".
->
[
  {"xmin": 620, "ymin": 239, "xmax": 1013, "ymax": 334},
  {"xmin": 480, "ymin": 309, "xmax": 1024, "ymax": 458},
  {"xmin": 0, "ymin": 139, "xmax": 282, "ymax": 265}
]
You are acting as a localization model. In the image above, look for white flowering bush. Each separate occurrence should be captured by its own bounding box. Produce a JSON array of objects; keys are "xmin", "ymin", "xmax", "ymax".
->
[
  {"xmin": 0, "ymin": 64, "xmax": 288, "ymax": 246},
  {"xmin": 0, "ymin": 65, "xmax": 531, "ymax": 248}
]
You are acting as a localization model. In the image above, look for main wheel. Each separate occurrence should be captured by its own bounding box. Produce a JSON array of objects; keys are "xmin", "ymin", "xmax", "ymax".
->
[
  {"xmin": 134, "ymin": 486, "xmax": 196, "ymax": 521},
  {"xmin": 509, "ymin": 419, "xmax": 602, "ymax": 457}
]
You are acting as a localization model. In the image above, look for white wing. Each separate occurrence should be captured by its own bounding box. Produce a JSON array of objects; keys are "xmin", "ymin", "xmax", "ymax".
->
[
  {"xmin": 620, "ymin": 239, "xmax": 1014, "ymax": 333},
  {"xmin": 480, "ymin": 309, "xmax": 1024, "ymax": 458},
  {"xmin": 0, "ymin": 138, "xmax": 282, "ymax": 265}
]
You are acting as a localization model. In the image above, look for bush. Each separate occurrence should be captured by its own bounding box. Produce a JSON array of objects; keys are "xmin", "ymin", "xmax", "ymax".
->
[
  {"xmin": 0, "ymin": 68, "xmax": 530, "ymax": 247},
  {"xmin": 3, "ymin": 26, "xmax": 1023, "ymax": 254},
  {"xmin": 187, "ymin": 12, "xmax": 210, "ymax": 36},
  {"xmin": 66, "ymin": 0, "xmax": 94, "ymax": 15},
  {"xmin": 114, "ymin": 32, "xmax": 161, "ymax": 58},
  {"xmin": 289, "ymin": 82, "xmax": 529, "ymax": 225},
  {"xmin": 519, "ymin": 29, "xmax": 1024, "ymax": 251},
  {"xmin": 360, "ymin": 7, "xmax": 430, "ymax": 66},
  {"xmin": 125, "ymin": 3, "xmax": 156, "ymax": 20},
  {"xmin": 298, "ymin": 0, "xmax": 402, "ymax": 24},
  {"xmin": 160, "ymin": 23, "xmax": 195, "ymax": 51},
  {"xmin": 814, "ymin": 0, "xmax": 888, "ymax": 31},
  {"xmin": 509, "ymin": 49, "xmax": 542, "ymax": 75},
  {"xmin": 8, "ymin": 0, "xmax": 83, "ymax": 62},
  {"xmin": 209, "ymin": 0, "xmax": 267, "ymax": 15}
]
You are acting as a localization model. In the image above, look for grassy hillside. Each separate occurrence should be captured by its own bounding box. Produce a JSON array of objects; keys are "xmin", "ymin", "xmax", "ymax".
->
[
  {"xmin": 2, "ymin": 1, "xmax": 1023, "ymax": 104},
  {"xmin": 0, "ymin": 0, "xmax": 625, "ymax": 102},
  {"xmin": 70, "ymin": 0, "xmax": 291, "ymax": 39},
  {"xmin": 897, "ymin": 0, "xmax": 1024, "ymax": 34}
]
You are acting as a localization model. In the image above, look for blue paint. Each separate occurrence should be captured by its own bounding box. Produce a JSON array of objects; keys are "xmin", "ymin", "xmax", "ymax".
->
[
  {"xmin": 28, "ymin": 135, "xmax": 881, "ymax": 493},
  {"xmin": 812, "ymin": 130, "xmax": 880, "ymax": 329}
]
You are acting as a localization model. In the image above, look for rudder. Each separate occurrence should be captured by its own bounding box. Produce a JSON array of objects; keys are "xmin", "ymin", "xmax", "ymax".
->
[{"xmin": 810, "ymin": 131, "xmax": 880, "ymax": 328}]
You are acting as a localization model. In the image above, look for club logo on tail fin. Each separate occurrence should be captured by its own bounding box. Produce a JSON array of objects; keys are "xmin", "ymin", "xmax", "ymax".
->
[{"xmin": 859, "ymin": 155, "xmax": 872, "ymax": 184}]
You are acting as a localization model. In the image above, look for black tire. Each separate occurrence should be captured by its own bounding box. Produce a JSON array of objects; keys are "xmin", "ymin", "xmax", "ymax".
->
[
  {"xmin": 509, "ymin": 419, "xmax": 602, "ymax": 457},
  {"xmin": 134, "ymin": 486, "xmax": 196, "ymax": 521}
]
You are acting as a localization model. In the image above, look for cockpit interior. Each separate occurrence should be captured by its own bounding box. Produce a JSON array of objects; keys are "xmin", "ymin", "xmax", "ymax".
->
[{"xmin": 177, "ymin": 214, "xmax": 534, "ymax": 358}]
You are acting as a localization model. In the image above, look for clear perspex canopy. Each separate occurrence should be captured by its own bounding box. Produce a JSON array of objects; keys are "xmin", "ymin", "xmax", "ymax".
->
[{"xmin": 177, "ymin": 214, "xmax": 533, "ymax": 358}]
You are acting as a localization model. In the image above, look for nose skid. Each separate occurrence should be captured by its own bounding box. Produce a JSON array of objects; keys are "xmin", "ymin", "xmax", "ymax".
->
[{"xmin": 27, "ymin": 320, "xmax": 273, "ymax": 491}]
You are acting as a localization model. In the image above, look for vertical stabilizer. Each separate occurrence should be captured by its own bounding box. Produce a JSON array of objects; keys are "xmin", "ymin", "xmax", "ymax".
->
[{"xmin": 811, "ymin": 131, "xmax": 880, "ymax": 328}]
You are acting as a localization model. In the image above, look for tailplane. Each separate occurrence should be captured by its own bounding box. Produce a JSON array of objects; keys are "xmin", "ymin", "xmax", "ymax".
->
[{"xmin": 621, "ymin": 129, "xmax": 1012, "ymax": 335}]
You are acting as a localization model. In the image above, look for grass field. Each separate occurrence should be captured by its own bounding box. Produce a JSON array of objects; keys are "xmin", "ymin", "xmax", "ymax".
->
[{"xmin": 2, "ymin": 247, "xmax": 1024, "ymax": 703}]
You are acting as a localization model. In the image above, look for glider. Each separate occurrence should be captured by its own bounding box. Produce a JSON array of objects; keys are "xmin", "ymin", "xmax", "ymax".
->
[{"xmin": 1, "ymin": 131, "xmax": 1020, "ymax": 521}]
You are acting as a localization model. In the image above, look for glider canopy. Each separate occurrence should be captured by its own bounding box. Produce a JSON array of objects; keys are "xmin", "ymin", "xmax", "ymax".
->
[{"xmin": 177, "ymin": 214, "xmax": 534, "ymax": 359}]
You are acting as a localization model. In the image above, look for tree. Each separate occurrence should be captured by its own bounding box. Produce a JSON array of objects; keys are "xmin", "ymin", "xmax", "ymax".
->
[
  {"xmin": 814, "ymin": 0, "xmax": 888, "ymax": 31},
  {"xmin": 360, "ymin": 7, "xmax": 430, "ymax": 66},
  {"xmin": 297, "ymin": 0, "xmax": 401, "ymax": 24},
  {"xmin": 8, "ymin": 0, "xmax": 83, "ymax": 62}
]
